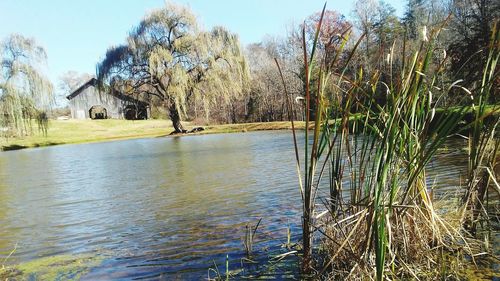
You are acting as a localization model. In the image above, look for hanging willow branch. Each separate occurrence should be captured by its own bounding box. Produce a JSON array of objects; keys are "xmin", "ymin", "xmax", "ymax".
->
[
  {"xmin": 0, "ymin": 34, "xmax": 54, "ymax": 137},
  {"xmin": 96, "ymin": 2, "xmax": 250, "ymax": 132}
]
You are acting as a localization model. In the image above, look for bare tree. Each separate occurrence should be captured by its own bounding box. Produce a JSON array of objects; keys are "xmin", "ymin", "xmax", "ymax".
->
[
  {"xmin": 57, "ymin": 71, "xmax": 93, "ymax": 107},
  {"xmin": 58, "ymin": 71, "xmax": 93, "ymax": 96},
  {"xmin": 353, "ymin": 0, "xmax": 379, "ymax": 74},
  {"xmin": 448, "ymin": 0, "xmax": 500, "ymax": 102}
]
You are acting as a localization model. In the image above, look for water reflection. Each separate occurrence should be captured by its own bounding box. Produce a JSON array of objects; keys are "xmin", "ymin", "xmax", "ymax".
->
[
  {"xmin": 0, "ymin": 132, "xmax": 468, "ymax": 279},
  {"xmin": 0, "ymin": 132, "xmax": 300, "ymax": 279}
]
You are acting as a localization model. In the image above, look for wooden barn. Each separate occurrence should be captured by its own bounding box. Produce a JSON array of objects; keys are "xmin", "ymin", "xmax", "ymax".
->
[{"xmin": 67, "ymin": 78, "xmax": 150, "ymax": 120}]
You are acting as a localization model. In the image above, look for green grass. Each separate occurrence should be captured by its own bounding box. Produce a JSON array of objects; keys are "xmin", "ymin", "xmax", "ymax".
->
[
  {"xmin": 203, "ymin": 121, "xmax": 305, "ymax": 133},
  {"xmin": 0, "ymin": 119, "xmax": 306, "ymax": 151},
  {"xmin": 1, "ymin": 119, "xmax": 173, "ymax": 151},
  {"xmin": 3, "ymin": 108, "xmax": 492, "ymax": 152}
]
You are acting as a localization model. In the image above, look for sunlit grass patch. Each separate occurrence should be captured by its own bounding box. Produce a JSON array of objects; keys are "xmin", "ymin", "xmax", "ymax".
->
[
  {"xmin": 0, "ymin": 119, "xmax": 174, "ymax": 151},
  {"xmin": 0, "ymin": 119, "xmax": 311, "ymax": 151}
]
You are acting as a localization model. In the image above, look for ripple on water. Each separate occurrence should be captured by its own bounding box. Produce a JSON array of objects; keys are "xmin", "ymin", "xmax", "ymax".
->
[{"xmin": 0, "ymin": 132, "xmax": 471, "ymax": 279}]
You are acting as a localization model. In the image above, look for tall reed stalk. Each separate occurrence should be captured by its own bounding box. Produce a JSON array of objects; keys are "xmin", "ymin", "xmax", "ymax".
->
[
  {"xmin": 462, "ymin": 21, "xmax": 500, "ymax": 233},
  {"xmin": 278, "ymin": 5, "xmax": 498, "ymax": 279},
  {"xmin": 276, "ymin": 4, "xmax": 361, "ymax": 273}
]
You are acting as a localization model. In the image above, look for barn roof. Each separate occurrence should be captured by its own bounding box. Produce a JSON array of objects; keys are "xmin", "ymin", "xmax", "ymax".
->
[
  {"xmin": 66, "ymin": 78, "xmax": 149, "ymax": 106},
  {"xmin": 66, "ymin": 78, "xmax": 98, "ymax": 100}
]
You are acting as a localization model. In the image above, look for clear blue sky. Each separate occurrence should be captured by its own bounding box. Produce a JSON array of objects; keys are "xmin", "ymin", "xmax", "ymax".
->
[{"xmin": 0, "ymin": 0, "xmax": 405, "ymax": 88}]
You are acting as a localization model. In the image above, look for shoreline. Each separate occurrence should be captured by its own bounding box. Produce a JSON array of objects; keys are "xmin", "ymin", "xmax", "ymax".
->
[
  {"xmin": 3, "ymin": 106, "xmax": 497, "ymax": 152},
  {"xmin": 1, "ymin": 120, "xmax": 303, "ymax": 152}
]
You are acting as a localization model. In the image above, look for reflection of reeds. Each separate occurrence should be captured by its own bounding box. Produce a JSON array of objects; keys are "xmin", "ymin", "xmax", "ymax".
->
[{"xmin": 277, "ymin": 6, "xmax": 498, "ymax": 280}]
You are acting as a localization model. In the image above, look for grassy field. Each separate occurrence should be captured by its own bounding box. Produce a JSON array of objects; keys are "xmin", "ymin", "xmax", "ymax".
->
[
  {"xmin": 2, "ymin": 105, "xmax": 497, "ymax": 152},
  {"xmin": 0, "ymin": 119, "xmax": 302, "ymax": 151}
]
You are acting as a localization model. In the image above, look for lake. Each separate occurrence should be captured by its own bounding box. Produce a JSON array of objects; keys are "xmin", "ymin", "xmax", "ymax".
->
[{"xmin": 0, "ymin": 131, "xmax": 470, "ymax": 279}]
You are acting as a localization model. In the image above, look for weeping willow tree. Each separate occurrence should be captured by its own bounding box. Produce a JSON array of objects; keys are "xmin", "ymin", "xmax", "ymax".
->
[
  {"xmin": 97, "ymin": 3, "xmax": 249, "ymax": 133},
  {"xmin": 0, "ymin": 34, "xmax": 53, "ymax": 137}
]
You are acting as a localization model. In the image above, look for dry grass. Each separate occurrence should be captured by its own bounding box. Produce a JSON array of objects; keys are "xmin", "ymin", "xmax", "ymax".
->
[{"xmin": 319, "ymin": 200, "xmax": 487, "ymax": 280}]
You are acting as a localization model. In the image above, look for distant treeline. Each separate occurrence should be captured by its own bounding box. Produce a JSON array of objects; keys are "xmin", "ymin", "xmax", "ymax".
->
[
  {"xmin": 1, "ymin": 0, "xmax": 498, "ymax": 136},
  {"xmin": 108, "ymin": 0, "xmax": 496, "ymax": 129},
  {"xmin": 238, "ymin": 0, "xmax": 499, "ymax": 124}
]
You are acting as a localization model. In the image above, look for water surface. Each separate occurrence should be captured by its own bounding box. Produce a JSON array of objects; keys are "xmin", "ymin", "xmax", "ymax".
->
[{"xmin": 0, "ymin": 131, "xmax": 469, "ymax": 279}]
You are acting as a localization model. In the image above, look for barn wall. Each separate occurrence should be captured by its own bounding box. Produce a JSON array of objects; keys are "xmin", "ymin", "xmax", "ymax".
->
[{"xmin": 69, "ymin": 85, "xmax": 140, "ymax": 119}]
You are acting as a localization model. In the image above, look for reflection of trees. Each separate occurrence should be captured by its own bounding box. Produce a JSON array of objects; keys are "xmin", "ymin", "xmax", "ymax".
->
[
  {"xmin": 153, "ymin": 135, "xmax": 255, "ymax": 221},
  {"xmin": 426, "ymin": 140, "xmax": 469, "ymax": 196},
  {"xmin": 0, "ymin": 149, "xmax": 63, "ymax": 259},
  {"xmin": 0, "ymin": 156, "xmax": 15, "ymax": 257},
  {"xmin": 0, "ymin": 133, "xmax": 294, "ymax": 268}
]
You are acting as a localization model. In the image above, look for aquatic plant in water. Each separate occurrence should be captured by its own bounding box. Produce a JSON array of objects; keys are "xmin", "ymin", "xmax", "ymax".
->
[
  {"xmin": 279, "ymin": 5, "xmax": 499, "ymax": 280},
  {"xmin": 0, "ymin": 254, "xmax": 103, "ymax": 280}
]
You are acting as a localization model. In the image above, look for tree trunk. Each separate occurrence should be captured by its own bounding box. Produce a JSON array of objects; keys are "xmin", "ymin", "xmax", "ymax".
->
[{"xmin": 168, "ymin": 102, "xmax": 186, "ymax": 133}]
